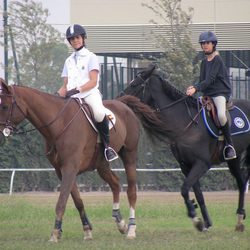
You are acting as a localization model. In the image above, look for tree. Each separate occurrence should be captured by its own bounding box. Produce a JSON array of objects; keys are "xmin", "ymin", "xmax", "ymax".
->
[
  {"xmin": 142, "ymin": 0, "xmax": 199, "ymax": 91},
  {"xmin": 7, "ymin": 0, "xmax": 68, "ymax": 92},
  {"xmin": 0, "ymin": 0, "xmax": 69, "ymax": 192}
]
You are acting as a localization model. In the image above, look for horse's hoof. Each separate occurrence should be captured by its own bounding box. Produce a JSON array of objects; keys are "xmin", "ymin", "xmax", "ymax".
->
[
  {"xmin": 83, "ymin": 226, "xmax": 93, "ymax": 240},
  {"xmin": 48, "ymin": 229, "xmax": 61, "ymax": 243},
  {"xmin": 127, "ymin": 224, "xmax": 136, "ymax": 239},
  {"xmin": 192, "ymin": 217, "xmax": 204, "ymax": 232},
  {"xmin": 235, "ymin": 224, "xmax": 245, "ymax": 232},
  {"xmin": 202, "ymin": 226, "xmax": 211, "ymax": 232},
  {"xmin": 117, "ymin": 219, "xmax": 128, "ymax": 234}
]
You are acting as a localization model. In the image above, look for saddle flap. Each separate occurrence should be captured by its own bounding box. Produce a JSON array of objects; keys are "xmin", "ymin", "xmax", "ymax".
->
[
  {"xmin": 201, "ymin": 96, "xmax": 220, "ymax": 127},
  {"xmin": 74, "ymin": 98, "xmax": 116, "ymax": 131}
]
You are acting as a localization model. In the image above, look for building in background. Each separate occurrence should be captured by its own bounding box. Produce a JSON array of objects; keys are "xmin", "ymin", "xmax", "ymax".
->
[{"xmin": 71, "ymin": 0, "xmax": 250, "ymax": 99}]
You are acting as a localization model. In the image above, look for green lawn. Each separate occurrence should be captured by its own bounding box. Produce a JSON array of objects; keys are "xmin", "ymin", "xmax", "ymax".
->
[{"xmin": 0, "ymin": 191, "xmax": 249, "ymax": 250}]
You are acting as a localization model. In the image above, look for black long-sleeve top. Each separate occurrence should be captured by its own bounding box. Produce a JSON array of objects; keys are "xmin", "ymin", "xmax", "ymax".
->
[{"xmin": 195, "ymin": 55, "xmax": 231, "ymax": 101}]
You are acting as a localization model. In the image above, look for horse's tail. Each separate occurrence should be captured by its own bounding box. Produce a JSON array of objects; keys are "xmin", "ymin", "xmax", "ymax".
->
[
  {"xmin": 243, "ymin": 145, "xmax": 250, "ymax": 184},
  {"xmin": 117, "ymin": 95, "xmax": 169, "ymax": 142}
]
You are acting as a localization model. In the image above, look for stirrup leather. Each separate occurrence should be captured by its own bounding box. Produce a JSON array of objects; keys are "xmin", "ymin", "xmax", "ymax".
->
[
  {"xmin": 104, "ymin": 147, "xmax": 118, "ymax": 162},
  {"xmin": 223, "ymin": 144, "xmax": 237, "ymax": 160}
]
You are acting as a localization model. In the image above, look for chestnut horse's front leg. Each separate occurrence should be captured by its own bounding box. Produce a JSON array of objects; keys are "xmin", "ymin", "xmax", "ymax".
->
[
  {"xmin": 70, "ymin": 182, "xmax": 93, "ymax": 240},
  {"xmin": 49, "ymin": 167, "xmax": 77, "ymax": 243}
]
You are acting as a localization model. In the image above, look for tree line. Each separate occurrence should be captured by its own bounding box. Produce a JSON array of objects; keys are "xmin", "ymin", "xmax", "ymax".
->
[{"xmin": 0, "ymin": 0, "xmax": 237, "ymax": 193}]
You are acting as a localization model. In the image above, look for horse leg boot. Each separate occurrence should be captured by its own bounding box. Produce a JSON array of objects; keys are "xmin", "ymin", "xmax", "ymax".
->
[
  {"xmin": 221, "ymin": 122, "xmax": 237, "ymax": 160},
  {"xmin": 96, "ymin": 116, "xmax": 118, "ymax": 162}
]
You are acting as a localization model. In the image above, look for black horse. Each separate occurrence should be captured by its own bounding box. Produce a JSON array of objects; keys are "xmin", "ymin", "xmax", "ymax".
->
[{"xmin": 120, "ymin": 64, "xmax": 250, "ymax": 232}]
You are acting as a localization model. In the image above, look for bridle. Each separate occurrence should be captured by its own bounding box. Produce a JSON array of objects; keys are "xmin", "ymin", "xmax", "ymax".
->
[
  {"xmin": 126, "ymin": 74, "xmax": 148, "ymax": 101},
  {"xmin": 129, "ymin": 73, "xmax": 203, "ymax": 131},
  {"xmin": 0, "ymin": 86, "xmax": 21, "ymax": 137},
  {"xmin": 0, "ymin": 85, "xmax": 81, "ymax": 146}
]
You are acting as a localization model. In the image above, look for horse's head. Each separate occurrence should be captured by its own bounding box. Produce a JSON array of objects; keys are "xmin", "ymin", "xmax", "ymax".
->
[
  {"xmin": 120, "ymin": 64, "xmax": 157, "ymax": 101},
  {"xmin": 0, "ymin": 79, "xmax": 25, "ymax": 144}
]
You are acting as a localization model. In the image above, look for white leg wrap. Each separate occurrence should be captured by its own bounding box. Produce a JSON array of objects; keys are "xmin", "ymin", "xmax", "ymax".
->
[
  {"xmin": 113, "ymin": 202, "xmax": 120, "ymax": 210},
  {"xmin": 129, "ymin": 207, "xmax": 135, "ymax": 219}
]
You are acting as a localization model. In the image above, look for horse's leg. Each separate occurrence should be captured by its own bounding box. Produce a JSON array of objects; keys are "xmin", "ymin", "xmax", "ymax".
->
[
  {"xmin": 97, "ymin": 163, "xmax": 128, "ymax": 235},
  {"xmin": 49, "ymin": 166, "xmax": 77, "ymax": 242},
  {"xmin": 227, "ymin": 157, "xmax": 246, "ymax": 232},
  {"xmin": 70, "ymin": 182, "xmax": 93, "ymax": 240},
  {"xmin": 121, "ymin": 150, "xmax": 137, "ymax": 239},
  {"xmin": 181, "ymin": 160, "xmax": 209, "ymax": 231},
  {"xmin": 180, "ymin": 162, "xmax": 212, "ymax": 231},
  {"xmin": 192, "ymin": 181, "xmax": 212, "ymax": 230},
  {"xmin": 124, "ymin": 163, "xmax": 137, "ymax": 239}
]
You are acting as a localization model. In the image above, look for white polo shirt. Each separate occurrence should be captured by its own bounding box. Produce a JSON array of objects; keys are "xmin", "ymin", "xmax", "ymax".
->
[{"xmin": 61, "ymin": 47, "xmax": 100, "ymax": 98}]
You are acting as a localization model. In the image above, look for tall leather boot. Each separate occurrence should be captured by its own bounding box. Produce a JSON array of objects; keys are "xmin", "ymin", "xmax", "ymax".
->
[
  {"xmin": 96, "ymin": 116, "xmax": 118, "ymax": 162},
  {"xmin": 221, "ymin": 122, "xmax": 237, "ymax": 160}
]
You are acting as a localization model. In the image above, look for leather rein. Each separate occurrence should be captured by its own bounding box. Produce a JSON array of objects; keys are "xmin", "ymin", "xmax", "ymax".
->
[
  {"xmin": 136, "ymin": 74, "xmax": 203, "ymax": 132},
  {"xmin": 0, "ymin": 86, "xmax": 82, "ymax": 153}
]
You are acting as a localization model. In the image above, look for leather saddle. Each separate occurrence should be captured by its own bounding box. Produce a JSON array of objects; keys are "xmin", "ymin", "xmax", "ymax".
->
[{"xmin": 74, "ymin": 98, "xmax": 116, "ymax": 131}]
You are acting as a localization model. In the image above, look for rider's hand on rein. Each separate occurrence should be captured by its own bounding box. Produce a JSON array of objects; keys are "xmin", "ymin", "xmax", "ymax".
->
[{"xmin": 65, "ymin": 88, "xmax": 80, "ymax": 98}]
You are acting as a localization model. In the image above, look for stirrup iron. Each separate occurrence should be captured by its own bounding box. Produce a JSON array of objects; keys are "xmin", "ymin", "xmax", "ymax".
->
[
  {"xmin": 223, "ymin": 144, "xmax": 237, "ymax": 161},
  {"xmin": 104, "ymin": 147, "xmax": 118, "ymax": 162}
]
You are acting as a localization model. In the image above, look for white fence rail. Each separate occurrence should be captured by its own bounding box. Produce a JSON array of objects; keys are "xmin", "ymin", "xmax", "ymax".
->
[{"xmin": 0, "ymin": 167, "xmax": 249, "ymax": 195}]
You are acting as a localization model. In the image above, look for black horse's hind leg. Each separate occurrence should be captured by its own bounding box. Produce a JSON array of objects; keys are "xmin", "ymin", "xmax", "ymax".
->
[
  {"xmin": 227, "ymin": 157, "xmax": 246, "ymax": 232},
  {"xmin": 192, "ymin": 181, "xmax": 212, "ymax": 230},
  {"xmin": 71, "ymin": 182, "xmax": 93, "ymax": 240},
  {"xmin": 181, "ymin": 159, "xmax": 209, "ymax": 231}
]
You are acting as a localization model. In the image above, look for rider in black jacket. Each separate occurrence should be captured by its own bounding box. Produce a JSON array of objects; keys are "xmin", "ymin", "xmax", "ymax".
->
[{"xmin": 186, "ymin": 31, "xmax": 236, "ymax": 161}]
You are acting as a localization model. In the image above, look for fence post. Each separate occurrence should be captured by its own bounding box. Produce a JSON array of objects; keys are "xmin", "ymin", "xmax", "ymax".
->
[{"xmin": 9, "ymin": 170, "xmax": 16, "ymax": 196}]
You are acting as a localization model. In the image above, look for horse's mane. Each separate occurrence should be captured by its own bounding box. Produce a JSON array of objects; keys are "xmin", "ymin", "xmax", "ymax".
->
[
  {"xmin": 13, "ymin": 84, "xmax": 62, "ymax": 100},
  {"xmin": 151, "ymin": 68, "xmax": 198, "ymax": 108}
]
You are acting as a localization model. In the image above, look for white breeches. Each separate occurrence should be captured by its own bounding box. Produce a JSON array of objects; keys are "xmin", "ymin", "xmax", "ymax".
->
[
  {"xmin": 84, "ymin": 91, "xmax": 106, "ymax": 122},
  {"xmin": 212, "ymin": 96, "xmax": 227, "ymax": 126}
]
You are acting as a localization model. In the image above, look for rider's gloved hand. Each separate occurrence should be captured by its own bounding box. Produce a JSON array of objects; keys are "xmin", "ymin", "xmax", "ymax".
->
[{"xmin": 65, "ymin": 88, "xmax": 80, "ymax": 98}]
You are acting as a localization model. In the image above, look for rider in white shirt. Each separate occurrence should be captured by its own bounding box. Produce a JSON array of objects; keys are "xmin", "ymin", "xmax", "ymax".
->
[{"xmin": 58, "ymin": 24, "xmax": 118, "ymax": 162}]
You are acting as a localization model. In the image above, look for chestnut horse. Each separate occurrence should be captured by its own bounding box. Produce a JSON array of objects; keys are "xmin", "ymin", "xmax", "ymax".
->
[{"xmin": 0, "ymin": 79, "xmax": 168, "ymax": 241}]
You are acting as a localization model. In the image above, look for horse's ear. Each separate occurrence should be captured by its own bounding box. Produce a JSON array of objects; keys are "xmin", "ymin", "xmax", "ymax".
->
[
  {"xmin": 148, "ymin": 63, "xmax": 157, "ymax": 72},
  {"xmin": 0, "ymin": 78, "xmax": 10, "ymax": 93}
]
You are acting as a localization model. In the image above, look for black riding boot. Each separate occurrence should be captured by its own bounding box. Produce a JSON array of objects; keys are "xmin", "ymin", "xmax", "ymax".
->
[
  {"xmin": 96, "ymin": 116, "xmax": 118, "ymax": 162},
  {"xmin": 221, "ymin": 122, "xmax": 237, "ymax": 160}
]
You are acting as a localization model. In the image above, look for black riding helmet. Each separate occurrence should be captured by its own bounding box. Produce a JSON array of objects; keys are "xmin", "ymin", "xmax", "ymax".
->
[
  {"xmin": 66, "ymin": 24, "xmax": 87, "ymax": 42},
  {"xmin": 199, "ymin": 31, "xmax": 217, "ymax": 45},
  {"xmin": 199, "ymin": 31, "xmax": 217, "ymax": 54}
]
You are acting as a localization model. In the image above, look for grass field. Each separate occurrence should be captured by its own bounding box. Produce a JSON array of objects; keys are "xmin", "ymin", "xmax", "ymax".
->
[{"xmin": 0, "ymin": 191, "xmax": 249, "ymax": 250}]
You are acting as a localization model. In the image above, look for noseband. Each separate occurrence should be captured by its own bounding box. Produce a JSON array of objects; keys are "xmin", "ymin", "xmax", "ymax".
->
[
  {"xmin": 129, "ymin": 73, "xmax": 201, "ymax": 131},
  {"xmin": 128, "ymin": 73, "xmax": 148, "ymax": 102},
  {"xmin": 0, "ymin": 86, "xmax": 22, "ymax": 137}
]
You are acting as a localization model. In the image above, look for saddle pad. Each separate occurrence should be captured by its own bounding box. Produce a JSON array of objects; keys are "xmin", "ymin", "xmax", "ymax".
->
[{"xmin": 202, "ymin": 106, "xmax": 250, "ymax": 138}]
